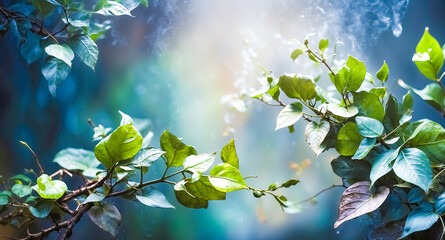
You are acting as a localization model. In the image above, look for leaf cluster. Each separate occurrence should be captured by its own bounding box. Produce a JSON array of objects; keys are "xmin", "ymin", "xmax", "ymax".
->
[{"xmin": 254, "ymin": 32, "xmax": 445, "ymax": 239}]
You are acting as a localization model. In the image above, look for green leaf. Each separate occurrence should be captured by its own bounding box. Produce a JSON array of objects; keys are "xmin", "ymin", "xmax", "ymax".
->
[
  {"xmin": 355, "ymin": 116, "xmax": 384, "ymax": 138},
  {"xmin": 370, "ymin": 87, "xmax": 387, "ymax": 99},
  {"xmin": 181, "ymin": 177, "xmax": 226, "ymax": 201},
  {"xmin": 304, "ymin": 120, "xmax": 330, "ymax": 156},
  {"xmin": 45, "ymin": 44, "xmax": 75, "ymax": 67},
  {"xmin": 332, "ymin": 56, "xmax": 366, "ymax": 94},
  {"xmin": 370, "ymin": 149, "xmax": 399, "ymax": 186},
  {"xmin": 291, "ymin": 49, "xmax": 303, "ymax": 61},
  {"xmin": 130, "ymin": 148, "xmax": 164, "ymax": 167},
  {"xmin": 209, "ymin": 163, "xmax": 247, "ymax": 192},
  {"xmin": 275, "ymin": 102, "xmax": 303, "ymax": 130},
  {"xmin": 280, "ymin": 179, "xmax": 300, "ymax": 188},
  {"xmin": 29, "ymin": 199, "xmax": 54, "ymax": 218},
  {"xmin": 376, "ymin": 60, "xmax": 389, "ymax": 83},
  {"xmin": 334, "ymin": 181, "xmax": 389, "ymax": 228},
  {"xmin": 353, "ymin": 91, "xmax": 385, "ymax": 122},
  {"xmin": 32, "ymin": 0, "xmax": 55, "ymax": 17},
  {"xmin": 136, "ymin": 187, "xmax": 175, "ymax": 209},
  {"xmin": 318, "ymin": 39, "xmax": 329, "ymax": 52},
  {"xmin": 95, "ymin": 1, "xmax": 133, "ymax": 16},
  {"xmin": 94, "ymin": 124, "xmax": 143, "ymax": 169},
  {"xmin": 11, "ymin": 184, "xmax": 32, "ymax": 198},
  {"xmin": 220, "ymin": 139, "xmax": 239, "ymax": 168},
  {"xmin": 68, "ymin": 35, "xmax": 99, "ymax": 70},
  {"xmin": 89, "ymin": 203, "xmax": 121, "ymax": 237},
  {"xmin": 274, "ymin": 196, "xmax": 302, "ymax": 214},
  {"xmin": 174, "ymin": 188, "xmax": 208, "ymax": 209},
  {"xmin": 412, "ymin": 27, "xmax": 444, "ymax": 80},
  {"xmin": 160, "ymin": 130, "xmax": 197, "ymax": 168},
  {"xmin": 435, "ymin": 191, "xmax": 445, "ymax": 214},
  {"xmin": 53, "ymin": 148, "xmax": 101, "ymax": 172},
  {"xmin": 399, "ymin": 80, "xmax": 444, "ymax": 112},
  {"xmin": 408, "ymin": 120, "xmax": 445, "ymax": 165},
  {"xmin": 331, "ymin": 156, "xmax": 371, "ymax": 180},
  {"xmin": 393, "ymin": 148, "xmax": 432, "ymax": 192},
  {"xmin": 327, "ymin": 103, "xmax": 358, "ymax": 118},
  {"xmin": 183, "ymin": 153, "xmax": 216, "ymax": 174},
  {"xmin": 352, "ymin": 137, "xmax": 376, "ymax": 160},
  {"xmin": 335, "ymin": 122, "xmax": 364, "ymax": 156},
  {"xmin": 42, "ymin": 56, "xmax": 71, "ymax": 96},
  {"xmin": 278, "ymin": 75, "xmax": 317, "ymax": 101},
  {"xmin": 32, "ymin": 174, "xmax": 67, "ymax": 199},
  {"xmin": 82, "ymin": 193, "xmax": 105, "ymax": 204},
  {"xmin": 401, "ymin": 91, "xmax": 414, "ymax": 123},
  {"xmin": 401, "ymin": 203, "xmax": 439, "ymax": 238}
]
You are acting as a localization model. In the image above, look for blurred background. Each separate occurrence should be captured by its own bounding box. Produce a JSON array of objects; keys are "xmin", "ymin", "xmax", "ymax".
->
[{"xmin": 1, "ymin": 0, "xmax": 445, "ymax": 239}]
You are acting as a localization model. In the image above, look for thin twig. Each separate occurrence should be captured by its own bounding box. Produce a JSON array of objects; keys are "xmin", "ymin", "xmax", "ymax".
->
[
  {"xmin": 296, "ymin": 184, "xmax": 344, "ymax": 205},
  {"xmin": 19, "ymin": 141, "xmax": 44, "ymax": 175}
]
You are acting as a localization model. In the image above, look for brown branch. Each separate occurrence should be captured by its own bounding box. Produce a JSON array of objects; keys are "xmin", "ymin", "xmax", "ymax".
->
[
  {"xmin": 19, "ymin": 141, "xmax": 44, "ymax": 175},
  {"xmin": 0, "ymin": 210, "xmax": 24, "ymax": 224},
  {"xmin": 60, "ymin": 166, "xmax": 115, "ymax": 203},
  {"xmin": 24, "ymin": 203, "xmax": 93, "ymax": 240}
]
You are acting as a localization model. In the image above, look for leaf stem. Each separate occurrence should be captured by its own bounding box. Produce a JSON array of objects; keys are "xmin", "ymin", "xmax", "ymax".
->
[
  {"xmin": 296, "ymin": 184, "xmax": 344, "ymax": 205},
  {"xmin": 19, "ymin": 141, "xmax": 44, "ymax": 175},
  {"xmin": 305, "ymin": 42, "xmax": 336, "ymax": 76}
]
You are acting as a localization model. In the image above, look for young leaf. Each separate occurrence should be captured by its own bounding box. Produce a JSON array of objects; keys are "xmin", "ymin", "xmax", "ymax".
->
[
  {"xmin": 183, "ymin": 153, "xmax": 216, "ymax": 174},
  {"xmin": 393, "ymin": 148, "xmax": 432, "ymax": 192},
  {"xmin": 412, "ymin": 27, "xmax": 444, "ymax": 80},
  {"xmin": 160, "ymin": 130, "xmax": 197, "ymax": 168},
  {"xmin": 29, "ymin": 199, "xmax": 54, "ymax": 218},
  {"xmin": 275, "ymin": 102, "xmax": 303, "ymax": 130},
  {"xmin": 304, "ymin": 120, "xmax": 330, "ymax": 156},
  {"xmin": 401, "ymin": 202, "xmax": 439, "ymax": 238},
  {"xmin": 82, "ymin": 193, "xmax": 105, "ymax": 204},
  {"xmin": 278, "ymin": 75, "xmax": 317, "ymax": 101},
  {"xmin": 280, "ymin": 179, "xmax": 300, "ymax": 188},
  {"xmin": 68, "ymin": 35, "xmax": 99, "ymax": 70},
  {"xmin": 209, "ymin": 163, "xmax": 247, "ymax": 192},
  {"xmin": 95, "ymin": 1, "xmax": 133, "ymax": 16},
  {"xmin": 291, "ymin": 49, "xmax": 303, "ymax": 61},
  {"xmin": 45, "ymin": 44, "xmax": 75, "ymax": 67},
  {"xmin": 32, "ymin": 174, "xmax": 67, "ymax": 200},
  {"xmin": 89, "ymin": 203, "xmax": 122, "ymax": 237},
  {"xmin": 376, "ymin": 60, "xmax": 389, "ymax": 83},
  {"xmin": 42, "ymin": 56, "xmax": 71, "ymax": 96},
  {"xmin": 335, "ymin": 122, "xmax": 364, "ymax": 156},
  {"xmin": 93, "ymin": 124, "xmax": 113, "ymax": 141},
  {"xmin": 94, "ymin": 124, "xmax": 143, "ymax": 169},
  {"xmin": 334, "ymin": 181, "xmax": 390, "ymax": 228},
  {"xmin": 351, "ymin": 137, "xmax": 376, "ymax": 160},
  {"xmin": 220, "ymin": 139, "xmax": 239, "ymax": 168},
  {"xmin": 318, "ymin": 39, "xmax": 329, "ymax": 52},
  {"xmin": 355, "ymin": 116, "xmax": 384, "ymax": 138},
  {"xmin": 136, "ymin": 187, "xmax": 175, "ymax": 209},
  {"xmin": 370, "ymin": 149, "xmax": 399, "ymax": 186}
]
